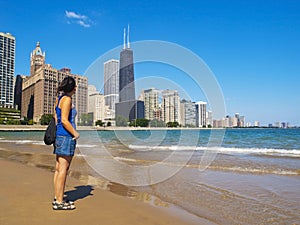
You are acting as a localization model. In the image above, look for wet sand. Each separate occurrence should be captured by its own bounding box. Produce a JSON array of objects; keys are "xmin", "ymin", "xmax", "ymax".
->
[{"xmin": 0, "ymin": 147, "xmax": 213, "ymax": 225}]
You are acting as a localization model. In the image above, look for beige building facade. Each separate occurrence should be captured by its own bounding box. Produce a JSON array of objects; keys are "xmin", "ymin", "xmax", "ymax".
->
[
  {"xmin": 143, "ymin": 88, "xmax": 161, "ymax": 121},
  {"xmin": 162, "ymin": 90, "xmax": 180, "ymax": 124},
  {"xmin": 88, "ymin": 85, "xmax": 108, "ymax": 124},
  {"xmin": 21, "ymin": 42, "xmax": 88, "ymax": 122}
]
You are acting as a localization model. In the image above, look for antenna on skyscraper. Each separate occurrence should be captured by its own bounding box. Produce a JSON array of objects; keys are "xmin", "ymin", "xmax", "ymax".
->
[
  {"xmin": 123, "ymin": 28, "xmax": 126, "ymax": 49},
  {"xmin": 127, "ymin": 24, "xmax": 130, "ymax": 48}
]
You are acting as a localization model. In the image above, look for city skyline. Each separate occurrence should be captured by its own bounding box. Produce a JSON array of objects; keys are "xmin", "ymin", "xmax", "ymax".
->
[{"xmin": 1, "ymin": 1, "xmax": 299, "ymax": 125}]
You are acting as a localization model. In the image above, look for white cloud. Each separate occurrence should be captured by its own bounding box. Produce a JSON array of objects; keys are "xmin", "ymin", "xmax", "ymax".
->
[
  {"xmin": 77, "ymin": 20, "xmax": 91, "ymax": 28},
  {"xmin": 65, "ymin": 11, "xmax": 86, "ymax": 19},
  {"xmin": 65, "ymin": 10, "xmax": 93, "ymax": 28}
]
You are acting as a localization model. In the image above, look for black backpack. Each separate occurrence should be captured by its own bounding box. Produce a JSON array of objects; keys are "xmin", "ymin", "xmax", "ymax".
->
[{"xmin": 44, "ymin": 117, "xmax": 56, "ymax": 145}]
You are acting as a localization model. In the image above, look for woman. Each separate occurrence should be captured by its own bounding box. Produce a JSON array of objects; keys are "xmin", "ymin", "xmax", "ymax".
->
[{"xmin": 53, "ymin": 76, "xmax": 80, "ymax": 210}]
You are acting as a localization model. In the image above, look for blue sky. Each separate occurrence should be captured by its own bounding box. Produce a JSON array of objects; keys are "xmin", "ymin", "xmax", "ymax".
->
[{"xmin": 1, "ymin": 0, "xmax": 299, "ymax": 125}]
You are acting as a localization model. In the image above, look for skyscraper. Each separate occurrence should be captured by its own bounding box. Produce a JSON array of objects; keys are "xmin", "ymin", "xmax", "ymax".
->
[
  {"xmin": 104, "ymin": 59, "xmax": 119, "ymax": 117},
  {"xmin": 0, "ymin": 32, "xmax": 15, "ymax": 108},
  {"xmin": 206, "ymin": 111, "xmax": 213, "ymax": 127},
  {"xmin": 14, "ymin": 75, "xmax": 25, "ymax": 110},
  {"xmin": 162, "ymin": 90, "xmax": 180, "ymax": 124},
  {"xmin": 22, "ymin": 42, "xmax": 88, "ymax": 122},
  {"xmin": 143, "ymin": 88, "xmax": 160, "ymax": 120},
  {"xmin": 180, "ymin": 100, "xmax": 197, "ymax": 127},
  {"xmin": 196, "ymin": 101, "xmax": 207, "ymax": 127},
  {"xmin": 115, "ymin": 26, "xmax": 144, "ymax": 123},
  {"xmin": 119, "ymin": 28, "xmax": 135, "ymax": 102}
]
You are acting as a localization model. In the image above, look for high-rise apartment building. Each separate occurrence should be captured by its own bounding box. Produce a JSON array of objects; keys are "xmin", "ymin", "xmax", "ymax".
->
[
  {"xmin": 233, "ymin": 113, "xmax": 245, "ymax": 127},
  {"xmin": 162, "ymin": 90, "xmax": 180, "ymax": 123},
  {"xmin": 21, "ymin": 42, "xmax": 88, "ymax": 122},
  {"xmin": 104, "ymin": 59, "xmax": 119, "ymax": 117},
  {"xmin": 143, "ymin": 88, "xmax": 160, "ymax": 121},
  {"xmin": 196, "ymin": 101, "xmax": 207, "ymax": 127},
  {"xmin": 0, "ymin": 32, "xmax": 15, "ymax": 108},
  {"xmin": 88, "ymin": 85, "xmax": 107, "ymax": 124},
  {"xmin": 206, "ymin": 111, "xmax": 213, "ymax": 127},
  {"xmin": 116, "ymin": 27, "xmax": 144, "ymax": 123},
  {"xmin": 180, "ymin": 100, "xmax": 197, "ymax": 127}
]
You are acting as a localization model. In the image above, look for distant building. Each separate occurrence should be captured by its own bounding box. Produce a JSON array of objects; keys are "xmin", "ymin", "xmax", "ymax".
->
[
  {"xmin": 143, "ymin": 88, "xmax": 160, "ymax": 121},
  {"xmin": 162, "ymin": 90, "xmax": 180, "ymax": 124},
  {"xmin": 14, "ymin": 75, "xmax": 25, "ymax": 110},
  {"xmin": 21, "ymin": 42, "xmax": 88, "ymax": 122},
  {"xmin": 206, "ymin": 111, "xmax": 213, "ymax": 127},
  {"xmin": 233, "ymin": 113, "xmax": 245, "ymax": 127},
  {"xmin": 239, "ymin": 116, "xmax": 245, "ymax": 127},
  {"xmin": 281, "ymin": 122, "xmax": 287, "ymax": 128},
  {"xmin": 0, "ymin": 32, "xmax": 15, "ymax": 108},
  {"xmin": 88, "ymin": 85, "xmax": 107, "ymax": 125},
  {"xmin": 224, "ymin": 116, "xmax": 230, "ymax": 127},
  {"xmin": 119, "ymin": 49, "xmax": 135, "ymax": 102},
  {"xmin": 180, "ymin": 100, "xmax": 197, "ymax": 127},
  {"xmin": 254, "ymin": 121, "xmax": 260, "ymax": 127},
  {"xmin": 116, "ymin": 100, "xmax": 144, "ymax": 123},
  {"xmin": 213, "ymin": 119, "xmax": 225, "ymax": 128},
  {"xmin": 231, "ymin": 116, "xmax": 238, "ymax": 127},
  {"xmin": 116, "ymin": 27, "xmax": 144, "ymax": 123},
  {"xmin": 196, "ymin": 101, "xmax": 207, "ymax": 127},
  {"xmin": 104, "ymin": 59, "xmax": 119, "ymax": 118},
  {"xmin": 274, "ymin": 122, "xmax": 280, "ymax": 128}
]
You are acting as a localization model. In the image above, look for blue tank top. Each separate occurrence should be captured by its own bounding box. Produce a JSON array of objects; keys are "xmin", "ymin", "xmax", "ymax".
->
[{"xmin": 55, "ymin": 95, "xmax": 77, "ymax": 137}]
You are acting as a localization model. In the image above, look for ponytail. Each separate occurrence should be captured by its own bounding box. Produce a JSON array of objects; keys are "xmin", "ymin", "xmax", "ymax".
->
[
  {"xmin": 56, "ymin": 86, "xmax": 63, "ymax": 95},
  {"xmin": 57, "ymin": 76, "xmax": 76, "ymax": 95}
]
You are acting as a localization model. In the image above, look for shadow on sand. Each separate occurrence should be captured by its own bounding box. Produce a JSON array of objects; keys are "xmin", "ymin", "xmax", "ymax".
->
[{"xmin": 65, "ymin": 185, "xmax": 94, "ymax": 202}]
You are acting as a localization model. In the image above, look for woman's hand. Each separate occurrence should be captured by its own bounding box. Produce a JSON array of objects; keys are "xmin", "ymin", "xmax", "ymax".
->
[{"xmin": 73, "ymin": 130, "xmax": 80, "ymax": 140}]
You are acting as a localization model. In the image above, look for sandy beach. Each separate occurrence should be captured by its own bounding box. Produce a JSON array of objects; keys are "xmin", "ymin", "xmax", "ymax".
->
[{"xmin": 0, "ymin": 150, "xmax": 212, "ymax": 225}]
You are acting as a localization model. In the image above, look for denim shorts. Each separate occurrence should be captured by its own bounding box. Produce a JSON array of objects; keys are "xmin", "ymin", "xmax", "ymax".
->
[{"xmin": 54, "ymin": 136, "xmax": 76, "ymax": 156}]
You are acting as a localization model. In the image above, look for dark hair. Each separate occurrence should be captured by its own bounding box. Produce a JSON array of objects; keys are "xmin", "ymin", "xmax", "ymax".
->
[{"xmin": 57, "ymin": 76, "xmax": 76, "ymax": 94}]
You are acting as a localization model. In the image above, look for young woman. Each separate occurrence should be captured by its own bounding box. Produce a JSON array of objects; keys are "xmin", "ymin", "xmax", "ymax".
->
[{"xmin": 53, "ymin": 76, "xmax": 80, "ymax": 210}]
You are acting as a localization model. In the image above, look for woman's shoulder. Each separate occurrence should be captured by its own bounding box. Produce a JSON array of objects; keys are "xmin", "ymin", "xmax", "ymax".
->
[{"xmin": 58, "ymin": 95, "xmax": 72, "ymax": 107}]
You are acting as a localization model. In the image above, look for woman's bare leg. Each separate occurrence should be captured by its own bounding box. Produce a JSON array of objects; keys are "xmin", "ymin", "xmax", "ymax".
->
[{"xmin": 54, "ymin": 155, "xmax": 73, "ymax": 203}]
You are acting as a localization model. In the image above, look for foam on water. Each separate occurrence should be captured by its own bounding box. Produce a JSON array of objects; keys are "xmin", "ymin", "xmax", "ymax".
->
[
  {"xmin": 128, "ymin": 144, "xmax": 300, "ymax": 157},
  {"xmin": 111, "ymin": 156, "xmax": 300, "ymax": 175},
  {"xmin": 0, "ymin": 139, "xmax": 45, "ymax": 145},
  {"xmin": 77, "ymin": 144, "xmax": 97, "ymax": 148}
]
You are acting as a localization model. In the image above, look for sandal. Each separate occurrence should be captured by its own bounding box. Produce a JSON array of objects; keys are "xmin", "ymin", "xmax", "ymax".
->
[
  {"xmin": 53, "ymin": 201, "xmax": 76, "ymax": 210},
  {"xmin": 53, "ymin": 197, "xmax": 74, "ymax": 205}
]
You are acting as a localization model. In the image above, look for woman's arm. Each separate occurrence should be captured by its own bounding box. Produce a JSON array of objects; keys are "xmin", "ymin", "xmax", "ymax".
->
[{"xmin": 60, "ymin": 96, "xmax": 80, "ymax": 139}]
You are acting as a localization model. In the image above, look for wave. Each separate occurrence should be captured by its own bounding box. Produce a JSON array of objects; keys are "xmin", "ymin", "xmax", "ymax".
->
[
  {"xmin": 77, "ymin": 144, "xmax": 97, "ymax": 148},
  {"xmin": 128, "ymin": 144, "xmax": 300, "ymax": 157},
  {"xmin": 207, "ymin": 165, "xmax": 299, "ymax": 175},
  {"xmin": 111, "ymin": 156, "xmax": 299, "ymax": 175},
  {"xmin": 0, "ymin": 139, "xmax": 45, "ymax": 145},
  {"xmin": 1, "ymin": 138, "xmax": 299, "ymax": 158}
]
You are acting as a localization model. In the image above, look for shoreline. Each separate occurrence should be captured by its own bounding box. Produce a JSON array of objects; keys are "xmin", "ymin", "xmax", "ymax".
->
[
  {"xmin": 0, "ymin": 146, "xmax": 214, "ymax": 225},
  {"xmin": 0, "ymin": 158, "xmax": 209, "ymax": 225},
  {"xmin": 0, "ymin": 124, "xmax": 222, "ymax": 131},
  {"xmin": 1, "ymin": 124, "xmax": 297, "ymax": 132}
]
